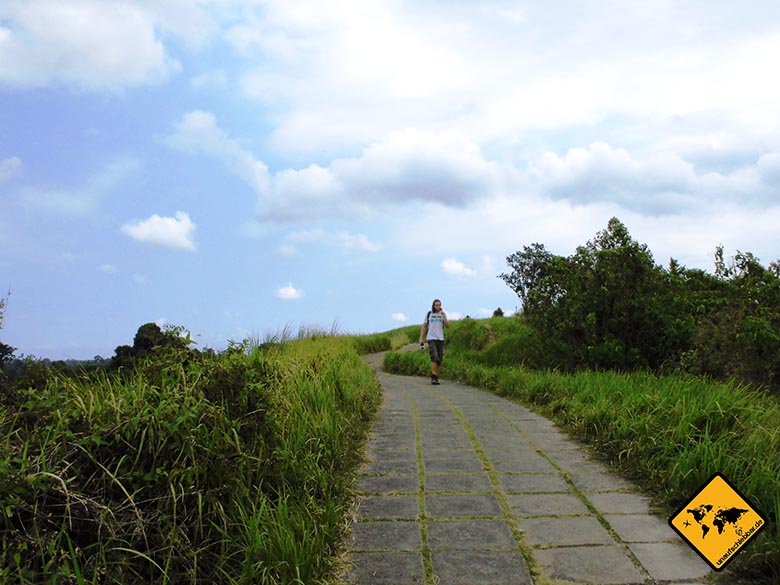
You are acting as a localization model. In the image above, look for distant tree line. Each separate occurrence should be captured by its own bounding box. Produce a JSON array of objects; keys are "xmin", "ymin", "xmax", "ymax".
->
[
  {"xmin": 1, "ymin": 320, "xmax": 199, "ymax": 406},
  {"xmin": 500, "ymin": 217, "xmax": 780, "ymax": 393}
]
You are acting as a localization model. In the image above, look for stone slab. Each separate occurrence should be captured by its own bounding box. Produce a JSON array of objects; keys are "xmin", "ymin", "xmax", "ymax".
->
[
  {"xmin": 499, "ymin": 473, "xmax": 570, "ymax": 493},
  {"xmin": 424, "ymin": 456, "xmax": 485, "ymax": 473},
  {"xmin": 431, "ymin": 550, "xmax": 533, "ymax": 585},
  {"xmin": 605, "ymin": 514, "xmax": 678, "ymax": 543},
  {"xmin": 520, "ymin": 516, "xmax": 614, "ymax": 546},
  {"xmin": 629, "ymin": 542, "xmax": 712, "ymax": 581},
  {"xmin": 507, "ymin": 493, "xmax": 590, "ymax": 516},
  {"xmin": 421, "ymin": 437, "xmax": 473, "ymax": 450},
  {"xmin": 357, "ymin": 495, "xmax": 419, "ymax": 520},
  {"xmin": 489, "ymin": 454, "xmax": 556, "ymax": 473},
  {"xmin": 426, "ymin": 494, "xmax": 502, "ymax": 518},
  {"xmin": 426, "ymin": 473, "xmax": 493, "ymax": 492},
  {"xmin": 361, "ymin": 459, "xmax": 419, "ymax": 475},
  {"xmin": 427, "ymin": 520, "xmax": 516, "ymax": 550},
  {"xmin": 357, "ymin": 475, "xmax": 419, "ymax": 495},
  {"xmin": 367, "ymin": 435, "xmax": 416, "ymax": 450},
  {"xmin": 348, "ymin": 551, "xmax": 424, "ymax": 584},
  {"xmin": 588, "ymin": 492, "xmax": 651, "ymax": 514},
  {"xmin": 570, "ymin": 473, "xmax": 634, "ymax": 492},
  {"xmin": 350, "ymin": 521, "xmax": 421, "ymax": 551},
  {"xmin": 534, "ymin": 545, "xmax": 645, "ymax": 585},
  {"xmin": 555, "ymin": 458, "xmax": 611, "ymax": 474}
]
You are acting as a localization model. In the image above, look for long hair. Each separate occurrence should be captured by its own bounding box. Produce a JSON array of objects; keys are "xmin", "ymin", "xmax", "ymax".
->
[{"xmin": 431, "ymin": 299, "xmax": 441, "ymax": 312}]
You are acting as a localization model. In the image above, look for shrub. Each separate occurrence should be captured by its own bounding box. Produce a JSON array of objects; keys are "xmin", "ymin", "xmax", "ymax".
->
[{"xmin": 0, "ymin": 335, "xmax": 381, "ymax": 584}]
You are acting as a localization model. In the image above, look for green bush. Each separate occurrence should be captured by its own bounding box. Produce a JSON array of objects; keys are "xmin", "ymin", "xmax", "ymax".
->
[
  {"xmin": 500, "ymin": 218, "xmax": 780, "ymax": 393},
  {"xmin": 0, "ymin": 336, "xmax": 381, "ymax": 584}
]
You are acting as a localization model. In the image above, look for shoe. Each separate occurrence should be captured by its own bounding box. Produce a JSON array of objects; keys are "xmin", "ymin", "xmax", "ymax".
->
[{"xmin": 432, "ymin": 375, "xmax": 440, "ymax": 385}]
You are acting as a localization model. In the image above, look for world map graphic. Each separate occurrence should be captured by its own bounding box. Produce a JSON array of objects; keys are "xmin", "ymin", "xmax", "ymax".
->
[{"xmin": 686, "ymin": 504, "xmax": 749, "ymax": 539}]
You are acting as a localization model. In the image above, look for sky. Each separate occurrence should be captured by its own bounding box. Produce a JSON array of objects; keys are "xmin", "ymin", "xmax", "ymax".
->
[{"xmin": 2, "ymin": 0, "xmax": 780, "ymax": 360}]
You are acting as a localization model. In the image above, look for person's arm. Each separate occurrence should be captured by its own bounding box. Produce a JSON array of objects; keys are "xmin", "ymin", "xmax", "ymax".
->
[
  {"xmin": 419, "ymin": 321, "xmax": 428, "ymax": 346},
  {"xmin": 442, "ymin": 311, "xmax": 450, "ymax": 328}
]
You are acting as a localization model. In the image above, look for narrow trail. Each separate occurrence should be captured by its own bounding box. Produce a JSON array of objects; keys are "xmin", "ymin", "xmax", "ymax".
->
[{"xmin": 343, "ymin": 349, "xmax": 712, "ymax": 584}]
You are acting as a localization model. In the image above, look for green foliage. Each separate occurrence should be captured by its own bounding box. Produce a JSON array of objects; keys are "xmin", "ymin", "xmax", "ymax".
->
[
  {"xmin": 0, "ymin": 334, "xmax": 381, "ymax": 584},
  {"xmin": 111, "ymin": 323, "xmax": 194, "ymax": 370},
  {"xmin": 382, "ymin": 347, "xmax": 431, "ymax": 376},
  {"xmin": 501, "ymin": 217, "xmax": 690, "ymax": 371},
  {"xmin": 446, "ymin": 317, "xmax": 494, "ymax": 351},
  {"xmin": 351, "ymin": 332, "xmax": 392, "ymax": 355},
  {"xmin": 684, "ymin": 247, "xmax": 780, "ymax": 389},
  {"xmin": 350, "ymin": 326, "xmax": 419, "ymax": 355},
  {"xmin": 500, "ymin": 217, "xmax": 780, "ymax": 393}
]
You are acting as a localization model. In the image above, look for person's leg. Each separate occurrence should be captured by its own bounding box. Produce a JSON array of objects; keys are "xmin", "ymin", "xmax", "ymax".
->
[
  {"xmin": 429, "ymin": 341, "xmax": 442, "ymax": 383},
  {"xmin": 428, "ymin": 341, "xmax": 438, "ymax": 375}
]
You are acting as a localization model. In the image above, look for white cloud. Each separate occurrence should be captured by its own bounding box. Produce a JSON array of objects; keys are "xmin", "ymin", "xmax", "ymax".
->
[
  {"xmin": 122, "ymin": 211, "xmax": 196, "ymax": 251},
  {"xmin": 529, "ymin": 142, "xmax": 698, "ymax": 212},
  {"xmin": 163, "ymin": 108, "xmax": 780, "ymax": 228},
  {"xmin": 0, "ymin": 0, "xmax": 183, "ymax": 91},
  {"xmin": 286, "ymin": 229, "xmax": 381, "ymax": 252},
  {"xmin": 0, "ymin": 157, "xmax": 22, "ymax": 182},
  {"xmin": 265, "ymin": 128, "xmax": 511, "ymax": 221},
  {"xmin": 528, "ymin": 142, "xmax": 780, "ymax": 213},
  {"xmin": 276, "ymin": 283, "xmax": 304, "ymax": 300},
  {"xmin": 165, "ymin": 113, "xmax": 509, "ymax": 222},
  {"xmin": 391, "ymin": 313, "xmax": 408, "ymax": 322},
  {"xmin": 440, "ymin": 255, "xmax": 495, "ymax": 280},
  {"xmin": 98, "ymin": 264, "xmax": 118, "ymax": 274},
  {"xmin": 164, "ymin": 110, "xmax": 270, "ymax": 199},
  {"xmin": 441, "ymin": 258, "xmax": 477, "ymax": 278},
  {"xmin": 205, "ymin": 1, "xmax": 780, "ymax": 167}
]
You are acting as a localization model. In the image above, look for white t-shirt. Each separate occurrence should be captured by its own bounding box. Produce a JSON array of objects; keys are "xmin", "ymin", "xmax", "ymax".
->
[{"xmin": 425, "ymin": 311, "xmax": 446, "ymax": 341}]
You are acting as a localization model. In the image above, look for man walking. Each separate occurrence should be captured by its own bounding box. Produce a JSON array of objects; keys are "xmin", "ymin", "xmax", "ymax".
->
[{"xmin": 420, "ymin": 299, "xmax": 450, "ymax": 385}]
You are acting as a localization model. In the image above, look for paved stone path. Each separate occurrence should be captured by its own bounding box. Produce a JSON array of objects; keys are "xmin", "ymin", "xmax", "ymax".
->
[{"xmin": 344, "ymin": 350, "xmax": 713, "ymax": 584}]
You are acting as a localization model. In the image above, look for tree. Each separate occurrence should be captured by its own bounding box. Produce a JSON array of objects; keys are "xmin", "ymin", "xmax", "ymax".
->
[
  {"xmin": 688, "ymin": 248, "xmax": 780, "ymax": 390},
  {"xmin": 500, "ymin": 218, "xmax": 690, "ymax": 370},
  {"xmin": 111, "ymin": 322, "xmax": 192, "ymax": 369},
  {"xmin": 492, "ymin": 307, "xmax": 504, "ymax": 317}
]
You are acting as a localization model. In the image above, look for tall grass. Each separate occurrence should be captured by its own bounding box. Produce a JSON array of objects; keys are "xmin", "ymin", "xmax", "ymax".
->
[
  {"xmin": 348, "ymin": 325, "xmax": 418, "ymax": 356},
  {"xmin": 384, "ymin": 316, "xmax": 780, "ymax": 582},
  {"xmin": 1, "ymin": 336, "xmax": 381, "ymax": 584}
]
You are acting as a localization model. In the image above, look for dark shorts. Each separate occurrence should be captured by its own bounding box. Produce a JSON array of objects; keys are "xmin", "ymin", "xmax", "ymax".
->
[{"xmin": 427, "ymin": 339, "xmax": 444, "ymax": 364}]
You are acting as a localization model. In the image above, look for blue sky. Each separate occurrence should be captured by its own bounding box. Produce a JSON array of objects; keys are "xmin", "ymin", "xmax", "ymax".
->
[{"xmin": 2, "ymin": 1, "xmax": 780, "ymax": 360}]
